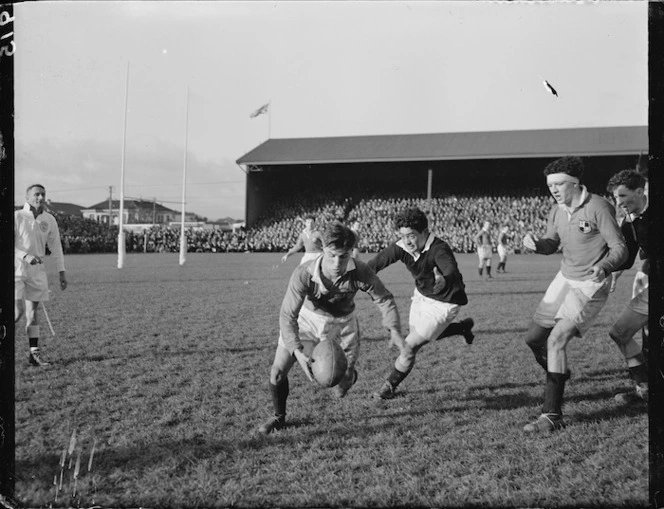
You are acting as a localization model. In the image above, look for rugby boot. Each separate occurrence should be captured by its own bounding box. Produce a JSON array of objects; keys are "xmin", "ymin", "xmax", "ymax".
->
[
  {"xmin": 333, "ymin": 368, "xmax": 358, "ymax": 398},
  {"xmin": 28, "ymin": 348, "xmax": 51, "ymax": 367},
  {"xmin": 523, "ymin": 413, "xmax": 565, "ymax": 433},
  {"xmin": 258, "ymin": 415, "xmax": 286, "ymax": 435},
  {"xmin": 615, "ymin": 382, "xmax": 648, "ymax": 405},
  {"xmin": 372, "ymin": 380, "xmax": 396, "ymax": 400},
  {"xmin": 461, "ymin": 318, "xmax": 475, "ymax": 345}
]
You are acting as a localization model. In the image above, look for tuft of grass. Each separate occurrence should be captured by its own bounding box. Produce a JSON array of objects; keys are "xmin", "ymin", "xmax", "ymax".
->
[{"xmin": 14, "ymin": 253, "xmax": 648, "ymax": 508}]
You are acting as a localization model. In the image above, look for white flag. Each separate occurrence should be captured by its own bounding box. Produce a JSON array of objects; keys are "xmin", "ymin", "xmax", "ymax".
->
[{"xmin": 250, "ymin": 102, "xmax": 269, "ymax": 118}]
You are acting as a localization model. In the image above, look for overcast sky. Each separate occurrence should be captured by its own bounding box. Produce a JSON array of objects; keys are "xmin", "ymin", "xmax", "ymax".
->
[{"xmin": 13, "ymin": 1, "xmax": 647, "ymax": 221}]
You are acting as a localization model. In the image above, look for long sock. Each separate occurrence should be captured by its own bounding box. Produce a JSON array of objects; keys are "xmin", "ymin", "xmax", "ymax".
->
[
  {"xmin": 269, "ymin": 378, "xmax": 289, "ymax": 418},
  {"xmin": 29, "ymin": 337, "xmax": 38, "ymax": 349},
  {"xmin": 542, "ymin": 372, "xmax": 566, "ymax": 416},
  {"xmin": 628, "ymin": 365, "xmax": 648, "ymax": 385},
  {"xmin": 486, "ymin": 266, "xmax": 492, "ymax": 277},
  {"xmin": 437, "ymin": 321, "xmax": 464, "ymax": 339},
  {"xmin": 387, "ymin": 367, "xmax": 409, "ymax": 389},
  {"xmin": 478, "ymin": 267, "xmax": 483, "ymax": 276}
]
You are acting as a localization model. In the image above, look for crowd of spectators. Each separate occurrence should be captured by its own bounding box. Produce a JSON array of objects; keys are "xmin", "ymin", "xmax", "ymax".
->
[{"xmin": 51, "ymin": 188, "xmax": 557, "ymax": 255}]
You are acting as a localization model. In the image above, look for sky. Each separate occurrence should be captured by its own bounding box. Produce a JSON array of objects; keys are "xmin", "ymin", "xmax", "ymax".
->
[{"xmin": 13, "ymin": 1, "xmax": 648, "ymax": 222}]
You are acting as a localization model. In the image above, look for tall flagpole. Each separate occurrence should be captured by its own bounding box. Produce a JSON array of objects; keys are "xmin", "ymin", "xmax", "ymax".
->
[
  {"xmin": 118, "ymin": 61, "xmax": 129, "ymax": 269},
  {"xmin": 179, "ymin": 86, "xmax": 189, "ymax": 266}
]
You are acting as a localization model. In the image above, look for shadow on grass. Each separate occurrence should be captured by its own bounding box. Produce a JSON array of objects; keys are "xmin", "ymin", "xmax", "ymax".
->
[{"xmin": 466, "ymin": 290, "xmax": 546, "ymax": 296}]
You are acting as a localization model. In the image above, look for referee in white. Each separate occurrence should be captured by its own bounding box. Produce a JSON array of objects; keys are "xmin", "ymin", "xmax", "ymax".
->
[{"xmin": 15, "ymin": 184, "xmax": 67, "ymax": 367}]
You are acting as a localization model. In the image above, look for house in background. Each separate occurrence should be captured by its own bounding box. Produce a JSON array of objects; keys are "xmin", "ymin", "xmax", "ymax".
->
[{"xmin": 81, "ymin": 198, "xmax": 199, "ymax": 226}]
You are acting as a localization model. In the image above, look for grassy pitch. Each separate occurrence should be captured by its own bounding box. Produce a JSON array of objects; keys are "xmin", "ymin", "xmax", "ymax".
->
[{"xmin": 14, "ymin": 253, "xmax": 647, "ymax": 508}]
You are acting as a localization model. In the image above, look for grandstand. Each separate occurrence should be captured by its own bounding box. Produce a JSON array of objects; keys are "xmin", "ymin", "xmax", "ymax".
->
[
  {"xmin": 47, "ymin": 126, "xmax": 646, "ymax": 255},
  {"xmin": 235, "ymin": 125, "xmax": 646, "ymax": 253}
]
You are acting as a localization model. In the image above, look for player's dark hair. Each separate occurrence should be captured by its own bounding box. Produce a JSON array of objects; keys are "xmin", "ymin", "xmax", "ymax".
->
[
  {"xmin": 26, "ymin": 184, "xmax": 45, "ymax": 194},
  {"xmin": 323, "ymin": 222, "xmax": 356, "ymax": 250},
  {"xmin": 543, "ymin": 156, "xmax": 584, "ymax": 181},
  {"xmin": 303, "ymin": 214, "xmax": 316, "ymax": 222},
  {"xmin": 606, "ymin": 169, "xmax": 646, "ymax": 192},
  {"xmin": 395, "ymin": 207, "xmax": 428, "ymax": 233}
]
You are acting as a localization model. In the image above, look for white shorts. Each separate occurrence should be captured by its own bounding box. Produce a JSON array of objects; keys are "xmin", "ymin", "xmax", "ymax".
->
[
  {"xmin": 477, "ymin": 246, "xmax": 492, "ymax": 260},
  {"xmin": 300, "ymin": 252, "xmax": 321, "ymax": 265},
  {"xmin": 497, "ymin": 245, "xmax": 508, "ymax": 259},
  {"xmin": 408, "ymin": 289, "xmax": 460, "ymax": 343},
  {"xmin": 629, "ymin": 271, "xmax": 648, "ymax": 316},
  {"xmin": 278, "ymin": 305, "xmax": 360, "ymax": 367},
  {"xmin": 533, "ymin": 270, "xmax": 610, "ymax": 336},
  {"xmin": 15, "ymin": 261, "xmax": 50, "ymax": 302}
]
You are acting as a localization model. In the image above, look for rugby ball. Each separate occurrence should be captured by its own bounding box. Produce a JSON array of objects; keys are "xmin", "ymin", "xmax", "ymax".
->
[{"xmin": 311, "ymin": 339, "xmax": 348, "ymax": 388}]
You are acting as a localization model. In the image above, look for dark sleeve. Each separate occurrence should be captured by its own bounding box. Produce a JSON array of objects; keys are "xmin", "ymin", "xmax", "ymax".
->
[
  {"xmin": 367, "ymin": 243, "xmax": 402, "ymax": 274},
  {"xmin": 534, "ymin": 207, "xmax": 561, "ymax": 255},
  {"xmin": 613, "ymin": 220, "xmax": 639, "ymax": 272}
]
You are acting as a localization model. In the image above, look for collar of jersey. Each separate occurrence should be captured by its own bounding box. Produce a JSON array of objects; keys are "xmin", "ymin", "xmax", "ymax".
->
[
  {"xmin": 629, "ymin": 196, "xmax": 649, "ymax": 221},
  {"xmin": 23, "ymin": 202, "xmax": 44, "ymax": 217},
  {"xmin": 308, "ymin": 253, "xmax": 356, "ymax": 293},
  {"xmin": 397, "ymin": 233, "xmax": 434, "ymax": 261},
  {"xmin": 559, "ymin": 185, "xmax": 589, "ymax": 215}
]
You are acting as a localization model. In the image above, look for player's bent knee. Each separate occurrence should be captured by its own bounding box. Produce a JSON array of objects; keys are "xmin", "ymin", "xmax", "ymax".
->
[{"xmin": 270, "ymin": 365, "xmax": 289, "ymax": 385}]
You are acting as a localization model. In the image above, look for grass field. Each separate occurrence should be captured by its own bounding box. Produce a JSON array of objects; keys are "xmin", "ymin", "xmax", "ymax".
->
[{"xmin": 13, "ymin": 252, "xmax": 648, "ymax": 508}]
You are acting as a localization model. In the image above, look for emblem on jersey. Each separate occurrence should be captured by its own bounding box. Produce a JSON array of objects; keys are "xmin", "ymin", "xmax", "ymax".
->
[
  {"xmin": 38, "ymin": 221, "xmax": 48, "ymax": 233},
  {"xmin": 578, "ymin": 220, "xmax": 592, "ymax": 234}
]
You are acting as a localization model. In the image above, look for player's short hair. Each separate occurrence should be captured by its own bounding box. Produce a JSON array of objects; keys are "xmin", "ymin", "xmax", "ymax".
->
[
  {"xmin": 543, "ymin": 156, "xmax": 584, "ymax": 181},
  {"xmin": 26, "ymin": 184, "xmax": 46, "ymax": 194},
  {"xmin": 606, "ymin": 169, "xmax": 646, "ymax": 192},
  {"xmin": 303, "ymin": 214, "xmax": 316, "ymax": 222},
  {"xmin": 323, "ymin": 222, "xmax": 356, "ymax": 250},
  {"xmin": 395, "ymin": 207, "xmax": 428, "ymax": 233}
]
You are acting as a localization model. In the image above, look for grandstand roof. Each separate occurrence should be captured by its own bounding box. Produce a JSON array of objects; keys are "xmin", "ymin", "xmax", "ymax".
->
[{"xmin": 236, "ymin": 125, "xmax": 647, "ymax": 167}]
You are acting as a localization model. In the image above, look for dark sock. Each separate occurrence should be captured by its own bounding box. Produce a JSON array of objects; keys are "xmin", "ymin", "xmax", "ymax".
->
[
  {"xmin": 628, "ymin": 362, "xmax": 648, "ymax": 385},
  {"xmin": 486, "ymin": 266, "xmax": 492, "ymax": 276},
  {"xmin": 478, "ymin": 267, "xmax": 483, "ymax": 276},
  {"xmin": 29, "ymin": 337, "xmax": 38, "ymax": 349},
  {"xmin": 387, "ymin": 368, "xmax": 409, "ymax": 389},
  {"xmin": 269, "ymin": 378, "xmax": 289, "ymax": 418},
  {"xmin": 542, "ymin": 371, "xmax": 566, "ymax": 416},
  {"xmin": 437, "ymin": 321, "xmax": 464, "ymax": 339}
]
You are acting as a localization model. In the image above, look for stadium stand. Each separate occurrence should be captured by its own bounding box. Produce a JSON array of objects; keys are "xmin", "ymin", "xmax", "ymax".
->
[{"xmin": 50, "ymin": 190, "xmax": 556, "ymax": 255}]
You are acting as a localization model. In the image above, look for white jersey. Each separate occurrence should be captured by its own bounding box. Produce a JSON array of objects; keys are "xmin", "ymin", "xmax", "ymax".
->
[{"xmin": 15, "ymin": 203, "xmax": 66, "ymax": 273}]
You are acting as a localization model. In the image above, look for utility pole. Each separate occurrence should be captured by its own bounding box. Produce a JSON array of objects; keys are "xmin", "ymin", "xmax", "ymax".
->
[
  {"xmin": 108, "ymin": 186, "xmax": 113, "ymax": 229},
  {"xmin": 427, "ymin": 169, "xmax": 433, "ymax": 214}
]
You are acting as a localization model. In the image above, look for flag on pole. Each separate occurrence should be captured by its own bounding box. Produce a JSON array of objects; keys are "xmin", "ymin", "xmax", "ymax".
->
[{"xmin": 250, "ymin": 102, "xmax": 270, "ymax": 118}]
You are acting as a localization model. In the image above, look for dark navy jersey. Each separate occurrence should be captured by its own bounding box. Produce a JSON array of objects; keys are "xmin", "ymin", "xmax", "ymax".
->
[{"xmin": 368, "ymin": 234, "xmax": 468, "ymax": 305}]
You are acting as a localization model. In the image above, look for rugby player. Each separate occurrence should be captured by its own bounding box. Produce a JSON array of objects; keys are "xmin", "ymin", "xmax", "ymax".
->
[
  {"xmin": 258, "ymin": 222, "xmax": 404, "ymax": 435},
  {"xmin": 474, "ymin": 221, "xmax": 494, "ymax": 279},
  {"xmin": 606, "ymin": 169, "xmax": 649, "ymax": 404},
  {"xmin": 367, "ymin": 207, "xmax": 474, "ymax": 400},
  {"xmin": 522, "ymin": 156, "xmax": 627, "ymax": 433},
  {"xmin": 15, "ymin": 184, "xmax": 68, "ymax": 367},
  {"xmin": 496, "ymin": 226, "xmax": 510, "ymax": 273},
  {"xmin": 281, "ymin": 214, "xmax": 324, "ymax": 265}
]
